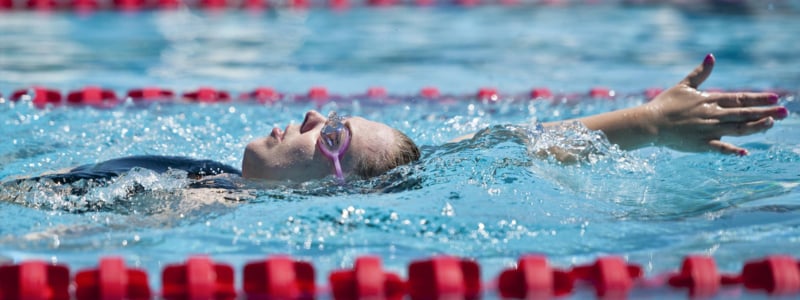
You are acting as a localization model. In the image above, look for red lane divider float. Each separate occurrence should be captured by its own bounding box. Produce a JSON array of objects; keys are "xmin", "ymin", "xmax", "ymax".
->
[
  {"xmin": 66, "ymin": 86, "xmax": 119, "ymax": 108},
  {"xmin": 71, "ymin": 0, "xmax": 100, "ymax": 11},
  {"xmin": 570, "ymin": 256, "xmax": 642, "ymax": 298},
  {"xmin": 588, "ymin": 86, "xmax": 615, "ymax": 99},
  {"xmin": 667, "ymin": 255, "xmax": 724, "ymax": 298},
  {"xmin": 497, "ymin": 255, "xmax": 573, "ymax": 298},
  {"xmin": 741, "ymin": 255, "xmax": 800, "ymax": 295},
  {"xmin": 1, "ymin": 255, "xmax": 800, "ymax": 299},
  {"xmin": 75, "ymin": 257, "xmax": 151, "ymax": 300},
  {"xmin": 0, "ymin": 0, "xmax": 600, "ymax": 10},
  {"xmin": 365, "ymin": 86, "xmax": 387, "ymax": 99},
  {"xmin": 529, "ymin": 87, "xmax": 553, "ymax": 99},
  {"xmin": 11, "ymin": 86, "xmax": 63, "ymax": 109},
  {"xmin": 664, "ymin": 255, "xmax": 748, "ymax": 298},
  {"xmin": 0, "ymin": 261, "xmax": 70, "ymax": 300},
  {"xmin": 2, "ymin": 0, "xmax": 792, "ymax": 11},
  {"xmin": 239, "ymin": 87, "xmax": 281, "ymax": 104},
  {"xmin": 127, "ymin": 87, "xmax": 175, "ymax": 102},
  {"xmin": 241, "ymin": 0, "xmax": 268, "ymax": 10},
  {"xmin": 419, "ymin": 86, "xmax": 441, "ymax": 99},
  {"xmin": 112, "ymin": 0, "xmax": 144, "ymax": 11},
  {"xmin": 243, "ymin": 255, "xmax": 315, "ymax": 299},
  {"xmin": 476, "ymin": 87, "xmax": 499, "ymax": 102},
  {"xmin": 182, "ymin": 87, "xmax": 231, "ymax": 103},
  {"xmin": 407, "ymin": 256, "xmax": 481, "ymax": 300},
  {"xmin": 3, "ymin": 85, "xmax": 792, "ymax": 110},
  {"xmin": 306, "ymin": 86, "xmax": 329, "ymax": 102},
  {"xmin": 330, "ymin": 256, "xmax": 405, "ymax": 300},
  {"xmin": 162, "ymin": 256, "xmax": 236, "ymax": 300},
  {"xmin": 25, "ymin": 0, "xmax": 58, "ymax": 10}
]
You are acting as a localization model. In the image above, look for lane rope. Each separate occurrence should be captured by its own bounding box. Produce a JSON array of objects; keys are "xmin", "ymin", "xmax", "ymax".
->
[
  {"xmin": 1, "ymin": 254, "xmax": 799, "ymax": 299},
  {"xmin": 0, "ymin": 0, "xmax": 691, "ymax": 12},
  {"xmin": 3, "ymin": 85, "xmax": 794, "ymax": 109}
]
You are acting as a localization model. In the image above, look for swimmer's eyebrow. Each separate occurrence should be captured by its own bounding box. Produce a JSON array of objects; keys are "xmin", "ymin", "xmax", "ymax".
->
[
  {"xmin": 344, "ymin": 117, "xmax": 354, "ymax": 133},
  {"xmin": 341, "ymin": 117, "xmax": 358, "ymax": 144}
]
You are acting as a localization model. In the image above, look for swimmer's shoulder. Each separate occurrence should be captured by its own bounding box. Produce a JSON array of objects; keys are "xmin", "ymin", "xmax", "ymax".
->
[
  {"xmin": 80, "ymin": 155, "xmax": 241, "ymax": 177},
  {"xmin": 2, "ymin": 155, "xmax": 241, "ymax": 186}
]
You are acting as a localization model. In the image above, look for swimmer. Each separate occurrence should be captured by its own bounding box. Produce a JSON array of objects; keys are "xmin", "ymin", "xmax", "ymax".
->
[
  {"xmin": 243, "ymin": 54, "xmax": 787, "ymax": 181},
  {"xmin": 1, "ymin": 54, "xmax": 789, "ymax": 192}
]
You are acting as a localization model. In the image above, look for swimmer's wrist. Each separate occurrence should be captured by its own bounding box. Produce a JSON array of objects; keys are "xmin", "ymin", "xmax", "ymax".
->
[{"xmin": 637, "ymin": 103, "xmax": 662, "ymax": 147}]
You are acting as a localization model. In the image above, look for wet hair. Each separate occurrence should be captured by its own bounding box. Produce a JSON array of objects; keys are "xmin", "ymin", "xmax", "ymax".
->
[{"xmin": 352, "ymin": 129, "xmax": 420, "ymax": 178}]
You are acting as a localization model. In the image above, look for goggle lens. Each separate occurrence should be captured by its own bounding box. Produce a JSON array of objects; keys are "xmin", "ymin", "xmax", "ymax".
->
[
  {"xmin": 317, "ymin": 112, "xmax": 351, "ymax": 182},
  {"xmin": 320, "ymin": 113, "xmax": 348, "ymax": 153}
]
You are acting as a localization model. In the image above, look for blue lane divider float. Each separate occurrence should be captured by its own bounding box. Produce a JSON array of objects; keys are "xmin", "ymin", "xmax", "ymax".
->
[
  {"xmin": 6, "ymin": 85, "xmax": 792, "ymax": 110},
  {"xmin": 1, "ymin": 254, "xmax": 800, "ymax": 299}
]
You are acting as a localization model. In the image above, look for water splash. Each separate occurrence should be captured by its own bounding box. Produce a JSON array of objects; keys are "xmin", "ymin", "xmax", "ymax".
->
[
  {"xmin": 527, "ymin": 121, "xmax": 654, "ymax": 173},
  {"xmin": 0, "ymin": 168, "xmax": 192, "ymax": 213}
]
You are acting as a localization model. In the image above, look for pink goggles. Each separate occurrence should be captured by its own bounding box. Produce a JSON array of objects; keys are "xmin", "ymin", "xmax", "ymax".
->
[{"xmin": 317, "ymin": 112, "xmax": 351, "ymax": 182}]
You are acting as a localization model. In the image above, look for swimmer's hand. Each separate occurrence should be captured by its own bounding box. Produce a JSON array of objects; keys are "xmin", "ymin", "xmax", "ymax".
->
[
  {"xmin": 641, "ymin": 54, "xmax": 788, "ymax": 155},
  {"xmin": 455, "ymin": 54, "xmax": 788, "ymax": 156}
]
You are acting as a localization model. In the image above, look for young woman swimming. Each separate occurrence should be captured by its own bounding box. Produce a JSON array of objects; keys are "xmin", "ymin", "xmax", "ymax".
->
[
  {"xmin": 2, "ymin": 54, "xmax": 789, "ymax": 191},
  {"xmin": 242, "ymin": 54, "xmax": 787, "ymax": 182}
]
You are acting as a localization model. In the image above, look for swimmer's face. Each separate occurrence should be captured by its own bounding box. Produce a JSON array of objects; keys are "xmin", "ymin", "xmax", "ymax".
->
[{"xmin": 242, "ymin": 110, "xmax": 397, "ymax": 182}]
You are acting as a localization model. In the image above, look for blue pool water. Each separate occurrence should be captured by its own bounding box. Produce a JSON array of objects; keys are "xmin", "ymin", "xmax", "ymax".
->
[{"xmin": 2, "ymin": 3, "xmax": 800, "ymax": 297}]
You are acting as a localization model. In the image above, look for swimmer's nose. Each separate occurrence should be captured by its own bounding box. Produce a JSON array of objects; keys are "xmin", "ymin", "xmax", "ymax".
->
[{"xmin": 300, "ymin": 110, "xmax": 326, "ymax": 134}]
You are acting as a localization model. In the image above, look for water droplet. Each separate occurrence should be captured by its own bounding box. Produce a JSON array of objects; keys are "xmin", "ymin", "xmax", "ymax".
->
[{"xmin": 441, "ymin": 202, "xmax": 455, "ymax": 216}]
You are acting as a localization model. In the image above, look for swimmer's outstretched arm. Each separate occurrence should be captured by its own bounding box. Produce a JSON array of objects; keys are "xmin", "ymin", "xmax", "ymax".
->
[
  {"xmin": 569, "ymin": 54, "xmax": 787, "ymax": 155},
  {"xmin": 453, "ymin": 54, "xmax": 788, "ymax": 155}
]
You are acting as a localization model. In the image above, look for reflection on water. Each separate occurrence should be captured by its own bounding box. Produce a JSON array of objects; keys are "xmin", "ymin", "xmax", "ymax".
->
[
  {"xmin": 0, "ymin": 95, "xmax": 798, "ymax": 283},
  {"xmin": 0, "ymin": 14, "xmax": 84, "ymax": 84},
  {"xmin": 1, "ymin": 4, "xmax": 800, "ymax": 291},
  {"xmin": 2, "ymin": 6, "xmax": 800, "ymax": 94},
  {"xmin": 151, "ymin": 9, "xmax": 312, "ymax": 87}
]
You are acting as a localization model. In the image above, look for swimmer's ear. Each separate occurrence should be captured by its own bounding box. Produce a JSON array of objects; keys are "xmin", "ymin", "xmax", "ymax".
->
[{"xmin": 680, "ymin": 53, "xmax": 715, "ymax": 89}]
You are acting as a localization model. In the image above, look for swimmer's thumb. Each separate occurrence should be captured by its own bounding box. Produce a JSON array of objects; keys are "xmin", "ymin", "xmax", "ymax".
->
[{"xmin": 680, "ymin": 53, "xmax": 715, "ymax": 89}]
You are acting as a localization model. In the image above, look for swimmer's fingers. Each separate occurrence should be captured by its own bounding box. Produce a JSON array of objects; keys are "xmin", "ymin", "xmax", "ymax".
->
[
  {"xmin": 680, "ymin": 54, "xmax": 715, "ymax": 89},
  {"xmin": 702, "ymin": 116, "xmax": 777, "ymax": 155},
  {"xmin": 715, "ymin": 106, "xmax": 789, "ymax": 123},
  {"xmin": 709, "ymin": 92, "xmax": 780, "ymax": 108},
  {"xmin": 708, "ymin": 140, "xmax": 748, "ymax": 156},
  {"xmin": 716, "ymin": 117, "xmax": 776, "ymax": 137}
]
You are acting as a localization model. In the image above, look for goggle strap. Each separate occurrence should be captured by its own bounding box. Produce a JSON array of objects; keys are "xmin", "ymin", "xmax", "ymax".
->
[
  {"xmin": 333, "ymin": 157, "xmax": 344, "ymax": 182},
  {"xmin": 317, "ymin": 140, "xmax": 346, "ymax": 182},
  {"xmin": 337, "ymin": 129, "xmax": 351, "ymax": 160}
]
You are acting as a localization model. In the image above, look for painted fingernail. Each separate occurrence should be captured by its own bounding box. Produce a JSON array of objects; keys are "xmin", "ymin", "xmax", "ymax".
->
[
  {"xmin": 704, "ymin": 53, "xmax": 715, "ymax": 65},
  {"xmin": 737, "ymin": 149, "xmax": 748, "ymax": 156},
  {"xmin": 776, "ymin": 107, "xmax": 789, "ymax": 118},
  {"xmin": 768, "ymin": 94, "xmax": 779, "ymax": 104}
]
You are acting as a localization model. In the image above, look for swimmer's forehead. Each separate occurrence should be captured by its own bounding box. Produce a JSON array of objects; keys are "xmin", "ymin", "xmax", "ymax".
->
[{"xmin": 345, "ymin": 116, "xmax": 396, "ymax": 156}]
